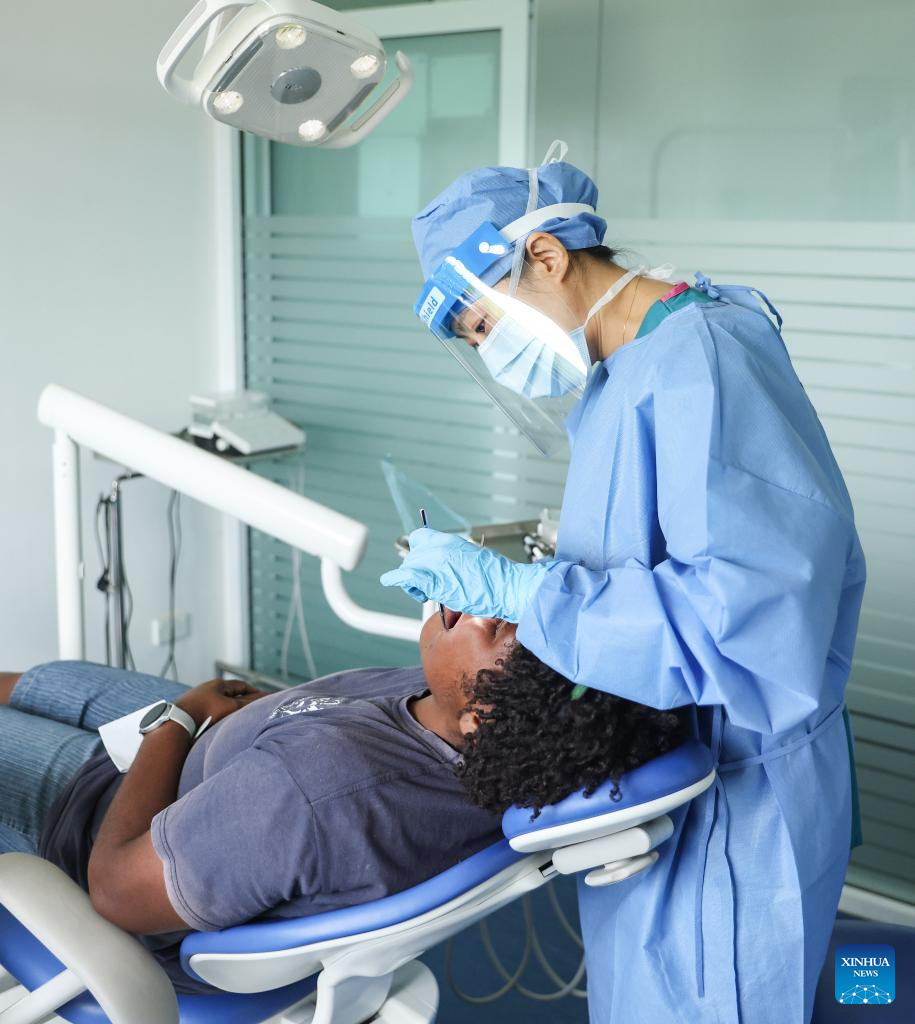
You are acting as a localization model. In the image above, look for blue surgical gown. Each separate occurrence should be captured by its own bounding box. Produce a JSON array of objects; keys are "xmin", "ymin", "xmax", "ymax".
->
[{"xmin": 517, "ymin": 289, "xmax": 867, "ymax": 1023}]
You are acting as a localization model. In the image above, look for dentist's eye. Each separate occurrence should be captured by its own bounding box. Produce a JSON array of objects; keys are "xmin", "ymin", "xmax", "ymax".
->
[{"xmin": 467, "ymin": 319, "xmax": 487, "ymax": 347}]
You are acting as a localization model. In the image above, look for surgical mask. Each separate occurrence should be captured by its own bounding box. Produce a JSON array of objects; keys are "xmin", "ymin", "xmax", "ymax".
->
[
  {"xmin": 477, "ymin": 317, "xmax": 580, "ymax": 400},
  {"xmin": 477, "ymin": 263, "xmax": 675, "ymax": 400},
  {"xmin": 568, "ymin": 325, "xmax": 590, "ymax": 370}
]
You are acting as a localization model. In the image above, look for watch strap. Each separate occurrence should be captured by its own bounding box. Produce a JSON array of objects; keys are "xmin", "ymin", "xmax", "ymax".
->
[
  {"xmin": 141, "ymin": 701, "xmax": 197, "ymax": 740},
  {"xmin": 164, "ymin": 704, "xmax": 197, "ymax": 739}
]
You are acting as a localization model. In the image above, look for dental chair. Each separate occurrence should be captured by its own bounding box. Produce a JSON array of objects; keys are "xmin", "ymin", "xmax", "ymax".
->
[{"xmin": 0, "ymin": 740, "xmax": 714, "ymax": 1024}]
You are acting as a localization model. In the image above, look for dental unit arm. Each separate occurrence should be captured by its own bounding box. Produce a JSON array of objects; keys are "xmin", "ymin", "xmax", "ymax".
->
[{"xmin": 35, "ymin": 384, "xmax": 422, "ymax": 662}]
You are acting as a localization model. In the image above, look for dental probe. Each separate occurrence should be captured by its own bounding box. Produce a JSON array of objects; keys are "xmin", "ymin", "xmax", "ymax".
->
[{"xmin": 419, "ymin": 508, "xmax": 448, "ymax": 629}]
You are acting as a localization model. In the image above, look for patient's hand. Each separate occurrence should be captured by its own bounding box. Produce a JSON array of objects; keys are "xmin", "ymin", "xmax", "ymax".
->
[{"xmin": 175, "ymin": 678, "xmax": 269, "ymax": 728}]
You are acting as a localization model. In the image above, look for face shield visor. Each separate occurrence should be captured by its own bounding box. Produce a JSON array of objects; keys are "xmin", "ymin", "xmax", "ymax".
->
[{"xmin": 414, "ymin": 220, "xmax": 593, "ymax": 456}]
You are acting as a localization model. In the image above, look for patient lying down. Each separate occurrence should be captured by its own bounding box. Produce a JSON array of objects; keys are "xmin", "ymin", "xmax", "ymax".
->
[{"xmin": 28, "ymin": 611, "xmax": 685, "ymax": 994}]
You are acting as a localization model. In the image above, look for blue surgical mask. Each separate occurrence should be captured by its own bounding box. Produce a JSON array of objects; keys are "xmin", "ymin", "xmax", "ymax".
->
[
  {"xmin": 568, "ymin": 326, "xmax": 590, "ymax": 368},
  {"xmin": 477, "ymin": 318, "xmax": 580, "ymax": 399},
  {"xmin": 476, "ymin": 264, "xmax": 672, "ymax": 401}
]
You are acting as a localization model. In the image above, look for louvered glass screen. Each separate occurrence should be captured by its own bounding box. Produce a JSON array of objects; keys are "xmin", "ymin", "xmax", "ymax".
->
[{"xmin": 242, "ymin": 29, "xmax": 568, "ymax": 678}]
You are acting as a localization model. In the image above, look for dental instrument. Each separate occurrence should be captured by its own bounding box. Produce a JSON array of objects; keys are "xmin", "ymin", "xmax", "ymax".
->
[
  {"xmin": 419, "ymin": 508, "xmax": 447, "ymax": 631},
  {"xmin": 382, "ymin": 528, "xmax": 552, "ymax": 625},
  {"xmin": 158, "ymin": 0, "xmax": 414, "ymax": 148},
  {"xmin": 381, "ymin": 458, "xmax": 471, "ymax": 541}
]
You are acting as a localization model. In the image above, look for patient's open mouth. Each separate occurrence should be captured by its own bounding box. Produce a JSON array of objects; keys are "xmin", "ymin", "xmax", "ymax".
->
[{"xmin": 443, "ymin": 607, "xmax": 462, "ymax": 630}]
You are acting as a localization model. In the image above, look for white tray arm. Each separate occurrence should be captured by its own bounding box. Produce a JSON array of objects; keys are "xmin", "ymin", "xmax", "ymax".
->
[{"xmin": 0, "ymin": 854, "xmax": 178, "ymax": 1024}]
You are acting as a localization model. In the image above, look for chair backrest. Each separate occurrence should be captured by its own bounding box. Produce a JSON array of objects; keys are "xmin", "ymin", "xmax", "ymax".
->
[
  {"xmin": 181, "ymin": 738, "xmax": 715, "ymax": 993},
  {"xmin": 181, "ymin": 843, "xmax": 551, "ymax": 993}
]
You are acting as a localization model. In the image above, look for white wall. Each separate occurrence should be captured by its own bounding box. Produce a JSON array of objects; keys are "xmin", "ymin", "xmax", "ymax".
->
[{"xmin": 0, "ymin": 2, "xmax": 231, "ymax": 682}]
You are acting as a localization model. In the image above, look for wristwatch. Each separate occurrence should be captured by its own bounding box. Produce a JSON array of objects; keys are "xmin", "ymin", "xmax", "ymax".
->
[{"xmin": 138, "ymin": 700, "xmax": 197, "ymax": 740}]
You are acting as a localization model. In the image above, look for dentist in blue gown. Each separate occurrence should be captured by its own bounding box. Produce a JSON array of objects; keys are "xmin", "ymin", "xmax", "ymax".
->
[{"xmin": 381, "ymin": 144, "xmax": 866, "ymax": 1024}]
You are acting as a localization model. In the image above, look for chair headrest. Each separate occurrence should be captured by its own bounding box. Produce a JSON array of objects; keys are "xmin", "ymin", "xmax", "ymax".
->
[{"xmin": 502, "ymin": 738, "xmax": 714, "ymax": 851}]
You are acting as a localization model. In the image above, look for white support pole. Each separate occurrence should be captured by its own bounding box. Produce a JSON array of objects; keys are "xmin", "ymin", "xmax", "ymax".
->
[
  {"xmin": 321, "ymin": 561, "xmax": 423, "ymax": 643},
  {"xmin": 51, "ymin": 430, "xmax": 84, "ymax": 659},
  {"xmin": 213, "ymin": 122, "xmax": 249, "ymax": 666}
]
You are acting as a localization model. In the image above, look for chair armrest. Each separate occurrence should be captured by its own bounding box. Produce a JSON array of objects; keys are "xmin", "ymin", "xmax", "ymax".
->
[{"xmin": 0, "ymin": 854, "xmax": 178, "ymax": 1024}]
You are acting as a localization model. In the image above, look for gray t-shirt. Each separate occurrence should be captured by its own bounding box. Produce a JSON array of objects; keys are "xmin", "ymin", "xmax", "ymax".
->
[{"xmin": 39, "ymin": 667, "xmax": 502, "ymax": 994}]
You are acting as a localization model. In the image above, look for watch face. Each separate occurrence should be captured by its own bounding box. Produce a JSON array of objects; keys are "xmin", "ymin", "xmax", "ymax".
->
[{"xmin": 139, "ymin": 701, "xmax": 169, "ymax": 731}]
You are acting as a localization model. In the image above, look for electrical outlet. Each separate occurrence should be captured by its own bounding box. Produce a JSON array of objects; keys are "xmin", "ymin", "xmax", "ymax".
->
[{"xmin": 151, "ymin": 612, "xmax": 191, "ymax": 647}]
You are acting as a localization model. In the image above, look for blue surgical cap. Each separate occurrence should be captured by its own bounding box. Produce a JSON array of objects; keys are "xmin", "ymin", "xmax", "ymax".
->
[{"xmin": 412, "ymin": 161, "xmax": 608, "ymax": 286}]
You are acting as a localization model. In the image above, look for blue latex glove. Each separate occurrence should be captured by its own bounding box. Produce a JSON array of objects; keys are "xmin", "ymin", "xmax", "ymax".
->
[{"xmin": 380, "ymin": 528, "xmax": 552, "ymax": 623}]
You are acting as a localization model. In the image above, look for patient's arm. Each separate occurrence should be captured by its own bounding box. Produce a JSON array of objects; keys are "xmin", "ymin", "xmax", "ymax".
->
[
  {"xmin": 0, "ymin": 673, "xmax": 22, "ymax": 705},
  {"xmin": 88, "ymin": 722, "xmax": 196, "ymax": 933},
  {"xmin": 88, "ymin": 679, "xmax": 267, "ymax": 934}
]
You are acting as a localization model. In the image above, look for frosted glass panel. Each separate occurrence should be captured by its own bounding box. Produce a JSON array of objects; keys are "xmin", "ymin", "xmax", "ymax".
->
[{"xmin": 597, "ymin": 0, "xmax": 915, "ymax": 222}]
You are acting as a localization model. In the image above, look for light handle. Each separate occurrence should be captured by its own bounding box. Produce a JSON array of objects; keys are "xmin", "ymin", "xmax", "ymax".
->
[
  {"xmin": 157, "ymin": 0, "xmax": 256, "ymax": 105},
  {"xmin": 322, "ymin": 51, "xmax": 415, "ymax": 149}
]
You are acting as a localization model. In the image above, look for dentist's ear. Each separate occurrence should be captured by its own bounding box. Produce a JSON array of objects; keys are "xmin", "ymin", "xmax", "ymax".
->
[{"xmin": 524, "ymin": 231, "xmax": 572, "ymax": 281}]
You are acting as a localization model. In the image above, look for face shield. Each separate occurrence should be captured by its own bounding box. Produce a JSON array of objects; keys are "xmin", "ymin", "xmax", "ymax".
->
[{"xmin": 414, "ymin": 220, "xmax": 593, "ymax": 456}]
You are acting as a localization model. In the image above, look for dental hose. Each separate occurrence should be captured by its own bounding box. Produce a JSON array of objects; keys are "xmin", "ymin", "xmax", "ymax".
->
[{"xmin": 445, "ymin": 889, "xmax": 587, "ymax": 1003}]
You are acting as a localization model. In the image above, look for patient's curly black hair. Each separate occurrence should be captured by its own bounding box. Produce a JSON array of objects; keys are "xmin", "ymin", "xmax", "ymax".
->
[{"xmin": 457, "ymin": 642, "xmax": 688, "ymax": 817}]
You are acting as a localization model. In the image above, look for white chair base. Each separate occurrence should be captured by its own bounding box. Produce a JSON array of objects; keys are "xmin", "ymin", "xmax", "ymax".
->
[
  {"xmin": 0, "ymin": 961, "xmax": 439, "ymax": 1024},
  {"xmin": 269, "ymin": 961, "xmax": 438, "ymax": 1024}
]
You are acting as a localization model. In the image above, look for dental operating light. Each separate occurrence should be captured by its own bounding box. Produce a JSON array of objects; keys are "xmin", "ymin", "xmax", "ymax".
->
[{"xmin": 158, "ymin": 0, "xmax": 414, "ymax": 148}]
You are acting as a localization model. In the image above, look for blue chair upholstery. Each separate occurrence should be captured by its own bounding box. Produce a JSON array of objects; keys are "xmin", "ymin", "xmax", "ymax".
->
[
  {"xmin": 502, "ymin": 737, "xmax": 714, "ymax": 841},
  {"xmin": 811, "ymin": 918, "xmax": 915, "ymax": 1023}
]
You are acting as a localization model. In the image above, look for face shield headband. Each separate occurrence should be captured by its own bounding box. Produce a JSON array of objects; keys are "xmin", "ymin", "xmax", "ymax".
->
[{"xmin": 414, "ymin": 203, "xmax": 597, "ymax": 339}]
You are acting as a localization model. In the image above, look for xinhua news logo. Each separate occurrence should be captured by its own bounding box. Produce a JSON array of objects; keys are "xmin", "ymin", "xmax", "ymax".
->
[{"xmin": 835, "ymin": 943, "xmax": 895, "ymax": 1004}]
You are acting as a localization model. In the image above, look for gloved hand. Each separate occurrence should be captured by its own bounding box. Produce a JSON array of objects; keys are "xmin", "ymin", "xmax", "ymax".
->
[{"xmin": 380, "ymin": 527, "xmax": 553, "ymax": 623}]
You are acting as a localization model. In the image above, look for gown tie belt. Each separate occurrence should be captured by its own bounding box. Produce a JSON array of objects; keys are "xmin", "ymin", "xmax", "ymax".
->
[{"xmin": 692, "ymin": 700, "xmax": 847, "ymax": 1000}]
